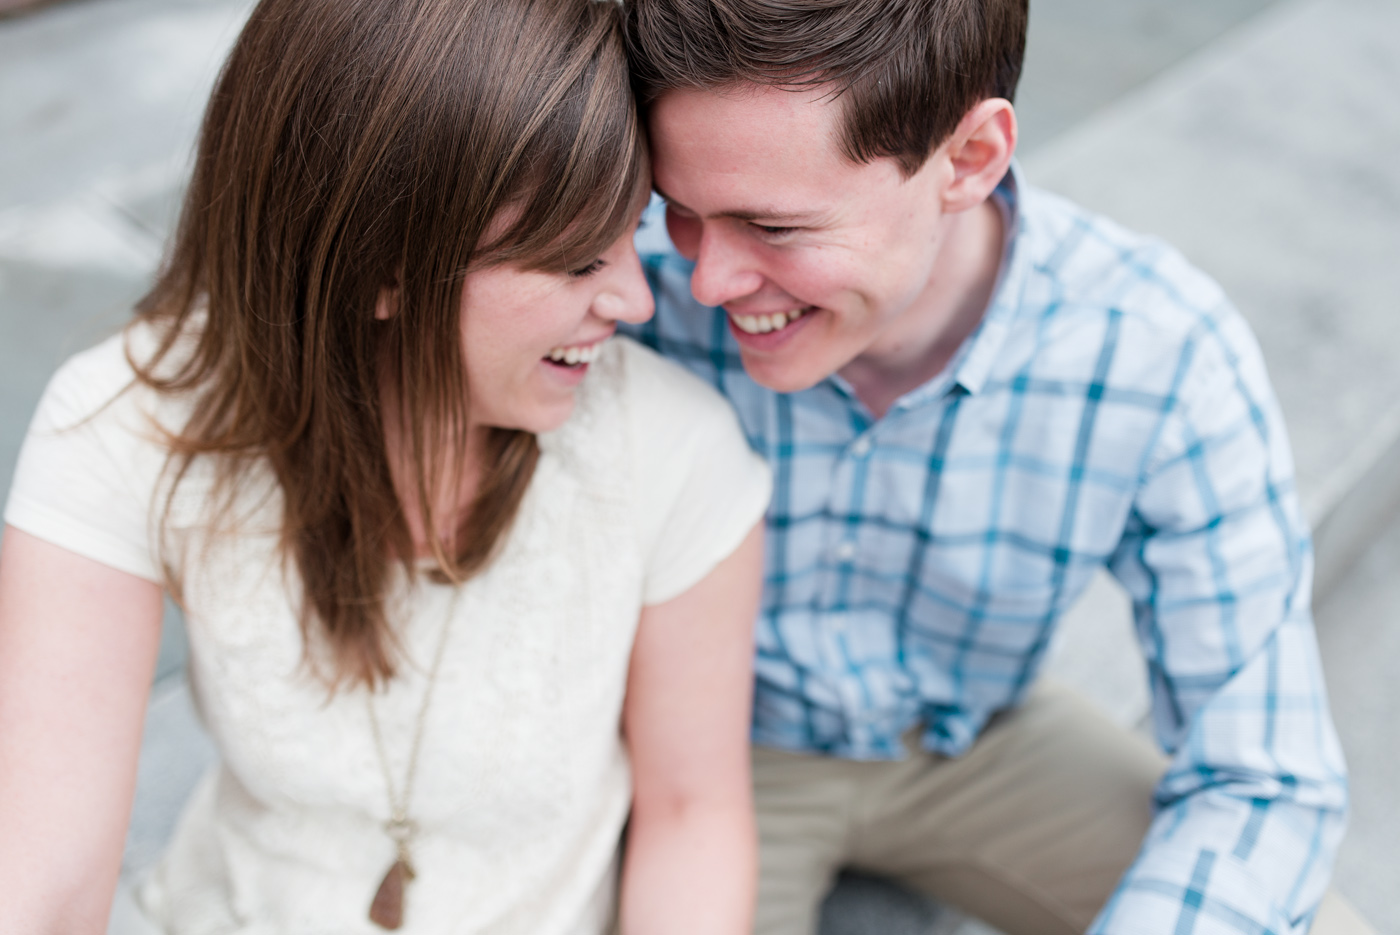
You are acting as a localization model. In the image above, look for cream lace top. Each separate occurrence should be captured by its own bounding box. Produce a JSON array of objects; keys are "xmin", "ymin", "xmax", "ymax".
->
[{"xmin": 5, "ymin": 328, "xmax": 771, "ymax": 935}]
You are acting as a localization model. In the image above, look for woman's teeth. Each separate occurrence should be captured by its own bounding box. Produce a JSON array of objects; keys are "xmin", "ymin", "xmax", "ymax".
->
[
  {"xmin": 546, "ymin": 341, "xmax": 605, "ymax": 366},
  {"xmin": 728, "ymin": 308, "xmax": 810, "ymax": 335}
]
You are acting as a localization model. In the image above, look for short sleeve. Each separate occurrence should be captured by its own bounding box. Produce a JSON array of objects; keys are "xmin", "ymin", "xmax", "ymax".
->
[
  {"xmin": 619, "ymin": 339, "xmax": 772, "ymax": 606},
  {"xmin": 3, "ymin": 333, "xmax": 167, "ymax": 582}
]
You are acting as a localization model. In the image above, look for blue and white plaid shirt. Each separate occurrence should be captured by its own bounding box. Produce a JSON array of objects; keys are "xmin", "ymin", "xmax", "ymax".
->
[{"xmin": 626, "ymin": 166, "xmax": 1348, "ymax": 934}]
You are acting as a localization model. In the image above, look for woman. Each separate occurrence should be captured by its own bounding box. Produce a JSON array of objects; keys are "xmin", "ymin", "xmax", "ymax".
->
[{"xmin": 0, "ymin": 0, "xmax": 770, "ymax": 931}]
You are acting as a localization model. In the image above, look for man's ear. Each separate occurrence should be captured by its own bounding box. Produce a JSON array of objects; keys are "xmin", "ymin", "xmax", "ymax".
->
[
  {"xmin": 374, "ymin": 285, "xmax": 399, "ymax": 321},
  {"xmin": 940, "ymin": 98, "xmax": 1017, "ymax": 215}
]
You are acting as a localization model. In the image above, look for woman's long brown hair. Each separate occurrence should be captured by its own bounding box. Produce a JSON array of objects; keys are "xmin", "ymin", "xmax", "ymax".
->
[{"xmin": 131, "ymin": 0, "xmax": 647, "ymax": 689}]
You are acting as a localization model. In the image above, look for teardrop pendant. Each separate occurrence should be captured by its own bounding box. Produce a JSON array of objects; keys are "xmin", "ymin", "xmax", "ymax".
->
[{"xmin": 369, "ymin": 857, "xmax": 416, "ymax": 929}]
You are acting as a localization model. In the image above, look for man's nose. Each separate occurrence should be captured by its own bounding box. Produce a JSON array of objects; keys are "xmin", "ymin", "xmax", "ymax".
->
[{"xmin": 689, "ymin": 225, "xmax": 765, "ymax": 309}]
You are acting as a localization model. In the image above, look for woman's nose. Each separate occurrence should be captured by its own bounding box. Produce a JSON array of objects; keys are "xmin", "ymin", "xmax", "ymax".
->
[{"xmin": 593, "ymin": 244, "xmax": 654, "ymax": 325}]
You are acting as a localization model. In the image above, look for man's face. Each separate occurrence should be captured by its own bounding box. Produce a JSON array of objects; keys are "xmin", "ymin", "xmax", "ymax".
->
[{"xmin": 649, "ymin": 84, "xmax": 954, "ymax": 392}]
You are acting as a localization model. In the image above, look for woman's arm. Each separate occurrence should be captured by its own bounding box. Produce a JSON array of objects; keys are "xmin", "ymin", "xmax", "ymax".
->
[
  {"xmin": 0, "ymin": 526, "xmax": 164, "ymax": 934},
  {"xmin": 618, "ymin": 522, "xmax": 763, "ymax": 935}
]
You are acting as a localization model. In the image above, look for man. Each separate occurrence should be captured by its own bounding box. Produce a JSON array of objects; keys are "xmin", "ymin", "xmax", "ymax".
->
[{"xmin": 619, "ymin": 1, "xmax": 1367, "ymax": 934}]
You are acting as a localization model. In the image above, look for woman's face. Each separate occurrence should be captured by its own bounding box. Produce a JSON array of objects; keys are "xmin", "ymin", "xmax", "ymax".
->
[{"xmin": 459, "ymin": 227, "xmax": 654, "ymax": 435}]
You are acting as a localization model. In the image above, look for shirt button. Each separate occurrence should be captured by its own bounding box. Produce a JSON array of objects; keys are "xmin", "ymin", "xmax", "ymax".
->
[
  {"xmin": 850, "ymin": 436, "xmax": 873, "ymax": 458},
  {"xmin": 834, "ymin": 539, "xmax": 857, "ymax": 563}
]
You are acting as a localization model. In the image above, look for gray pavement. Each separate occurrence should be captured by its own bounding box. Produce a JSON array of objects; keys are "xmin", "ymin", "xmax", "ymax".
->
[
  {"xmin": 0, "ymin": 0, "xmax": 1395, "ymax": 932},
  {"xmin": 0, "ymin": 0, "xmax": 251, "ymax": 535},
  {"xmin": 1015, "ymin": 0, "xmax": 1277, "ymax": 151},
  {"xmin": 1316, "ymin": 518, "xmax": 1400, "ymax": 933}
]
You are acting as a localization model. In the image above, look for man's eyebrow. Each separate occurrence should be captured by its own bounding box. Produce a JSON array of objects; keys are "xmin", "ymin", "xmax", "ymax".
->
[{"xmin": 653, "ymin": 184, "xmax": 823, "ymax": 225}]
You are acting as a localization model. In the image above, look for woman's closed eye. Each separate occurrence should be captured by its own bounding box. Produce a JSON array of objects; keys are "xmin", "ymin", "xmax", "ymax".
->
[{"xmin": 568, "ymin": 258, "xmax": 607, "ymax": 278}]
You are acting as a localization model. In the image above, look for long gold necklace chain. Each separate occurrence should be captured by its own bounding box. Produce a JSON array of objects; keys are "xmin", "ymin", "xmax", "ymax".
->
[{"xmin": 365, "ymin": 589, "xmax": 460, "ymax": 930}]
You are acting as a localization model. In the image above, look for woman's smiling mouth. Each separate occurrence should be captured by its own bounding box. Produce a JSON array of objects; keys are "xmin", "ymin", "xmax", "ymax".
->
[{"xmin": 544, "ymin": 338, "xmax": 608, "ymax": 368}]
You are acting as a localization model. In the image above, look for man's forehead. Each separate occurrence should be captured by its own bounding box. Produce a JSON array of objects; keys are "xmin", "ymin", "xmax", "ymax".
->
[
  {"xmin": 650, "ymin": 83, "xmax": 842, "ymax": 149},
  {"xmin": 648, "ymin": 84, "xmax": 859, "ymax": 215}
]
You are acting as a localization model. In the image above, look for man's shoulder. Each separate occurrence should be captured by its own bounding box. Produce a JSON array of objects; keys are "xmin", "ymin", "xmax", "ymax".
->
[
  {"xmin": 1007, "ymin": 183, "xmax": 1277, "ymax": 435},
  {"xmin": 1015, "ymin": 183, "xmax": 1234, "ymax": 346}
]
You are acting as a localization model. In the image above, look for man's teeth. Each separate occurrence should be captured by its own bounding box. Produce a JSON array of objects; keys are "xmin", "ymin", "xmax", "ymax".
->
[
  {"xmin": 728, "ymin": 308, "xmax": 810, "ymax": 335},
  {"xmin": 547, "ymin": 341, "xmax": 605, "ymax": 365}
]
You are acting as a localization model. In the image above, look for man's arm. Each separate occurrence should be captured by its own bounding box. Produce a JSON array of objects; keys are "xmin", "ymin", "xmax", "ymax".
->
[{"xmin": 1100, "ymin": 311, "xmax": 1347, "ymax": 935}]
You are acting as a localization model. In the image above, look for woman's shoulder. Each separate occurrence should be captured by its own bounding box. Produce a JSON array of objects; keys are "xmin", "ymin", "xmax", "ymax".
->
[
  {"xmin": 36, "ymin": 319, "xmax": 185, "ymax": 432},
  {"xmin": 599, "ymin": 339, "xmax": 771, "ymax": 606},
  {"xmin": 607, "ymin": 334, "xmax": 741, "ymax": 433},
  {"xmin": 555, "ymin": 335, "xmax": 750, "ymax": 472},
  {"xmin": 4, "ymin": 321, "xmax": 183, "ymax": 584},
  {"xmin": 40, "ymin": 330, "xmax": 142, "ymax": 423}
]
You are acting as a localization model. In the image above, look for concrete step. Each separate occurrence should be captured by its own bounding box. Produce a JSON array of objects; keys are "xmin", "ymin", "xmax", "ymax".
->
[
  {"xmin": 1014, "ymin": 0, "xmax": 1277, "ymax": 152},
  {"xmin": 0, "ymin": 0, "xmax": 249, "ymax": 208},
  {"xmin": 1313, "ymin": 517, "xmax": 1400, "ymax": 934},
  {"xmin": 0, "ymin": 0, "xmax": 252, "ymax": 506}
]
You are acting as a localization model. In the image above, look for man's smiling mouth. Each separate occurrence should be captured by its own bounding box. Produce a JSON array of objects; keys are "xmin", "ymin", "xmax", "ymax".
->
[{"xmin": 727, "ymin": 307, "xmax": 812, "ymax": 334}]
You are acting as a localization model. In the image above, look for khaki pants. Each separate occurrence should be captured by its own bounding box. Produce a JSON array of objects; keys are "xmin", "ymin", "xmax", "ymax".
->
[{"xmin": 752, "ymin": 680, "xmax": 1372, "ymax": 935}]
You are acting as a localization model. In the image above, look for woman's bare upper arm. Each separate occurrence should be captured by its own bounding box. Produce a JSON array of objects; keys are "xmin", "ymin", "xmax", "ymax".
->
[
  {"xmin": 623, "ymin": 522, "xmax": 763, "ymax": 814},
  {"xmin": 0, "ymin": 525, "xmax": 164, "ymax": 929}
]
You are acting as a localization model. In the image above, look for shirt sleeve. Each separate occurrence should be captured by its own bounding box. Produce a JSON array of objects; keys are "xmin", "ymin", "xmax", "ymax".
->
[
  {"xmin": 619, "ymin": 338, "xmax": 772, "ymax": 606},
  {"xmin": 3, "ymin": 334, "xmax": 166, "ymax": 583},
  {"xmin": 1099, "ymin": 309, "xmax": 1348, "ymax": 934}
]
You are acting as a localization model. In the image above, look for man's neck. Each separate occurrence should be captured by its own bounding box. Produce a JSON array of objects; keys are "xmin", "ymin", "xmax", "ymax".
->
[{"xmin": 838, "ymin": 197, "xmax": 1006, "ymax": 419}]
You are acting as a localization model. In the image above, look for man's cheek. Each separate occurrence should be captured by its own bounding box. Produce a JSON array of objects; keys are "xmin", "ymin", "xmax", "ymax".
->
[{"xmin": 665, "ymin": 211, "xmax": 700, "ymax": 259}]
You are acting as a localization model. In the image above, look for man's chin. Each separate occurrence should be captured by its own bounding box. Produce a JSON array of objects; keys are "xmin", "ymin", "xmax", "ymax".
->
[{"xmin": 736, "ymin": 348, "xmax": 830, "ymax": 395}]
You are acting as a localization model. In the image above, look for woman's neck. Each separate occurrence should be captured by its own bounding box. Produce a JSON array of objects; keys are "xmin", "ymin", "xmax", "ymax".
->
[{"xmin": 381, "ymin": 401, "xmax": 489, "ymax": 559}]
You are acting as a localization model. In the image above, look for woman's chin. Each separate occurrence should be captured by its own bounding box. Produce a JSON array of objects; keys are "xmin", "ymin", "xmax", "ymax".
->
[
  {"xmin": 531, "ymin": 401, "xmax": 577, "ymax": 435},
  {"xmin": 480, "ymin": 396, "xmax": 577, "ymax": 437}
]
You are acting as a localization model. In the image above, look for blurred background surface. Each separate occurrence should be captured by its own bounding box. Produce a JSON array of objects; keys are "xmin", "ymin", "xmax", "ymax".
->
[{"xmin": 0, "ymin": 0, "xmax": 1396, "ymax": 931}]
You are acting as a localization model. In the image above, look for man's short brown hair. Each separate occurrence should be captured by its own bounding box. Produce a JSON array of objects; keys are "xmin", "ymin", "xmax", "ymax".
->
[{"xmin": 625, "ymin": 0, "xmax": 1028, "ymax": 175}]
